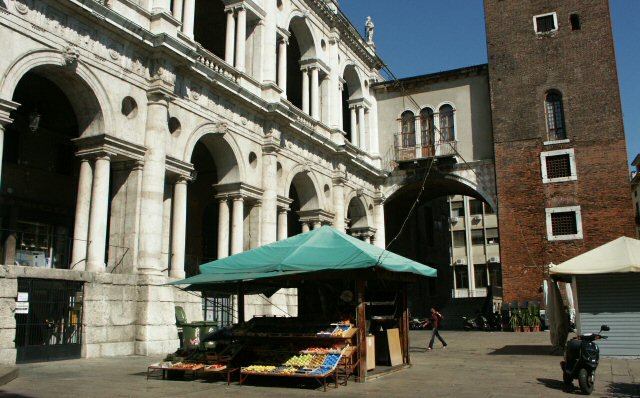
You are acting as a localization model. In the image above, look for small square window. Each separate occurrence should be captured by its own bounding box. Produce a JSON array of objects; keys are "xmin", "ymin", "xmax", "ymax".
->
[
  {"xmin": 474, "ymin": 264, "xmax": 488, "ymax": 288},
  {"xmin": 570, "ymin": 14, "xmax": 581, "ymax": 31},
  {"xmin": 546, "ymin": 206, "xmax": 583, "ymax": 241},
  {"xmin": 486, "ymin": 228, "xmax": 499, "ymax": 245},
  {"xmin": 454, "ymin": 266, "xmax": 469, "ymax": 289},
  {"xmin": 452, "ymin": 230, "xmax": 466, "ymax": 248},
  {"xmin": 471, "ymin": 229, "xmax": 484, "ymax": 245},
  {"xmin": 541, "ymin": 149, "xmax": 577, "ymax": 183},
  {"xmin": 534, "ymin": 13, "xmax": 558, "ymax": 33}
]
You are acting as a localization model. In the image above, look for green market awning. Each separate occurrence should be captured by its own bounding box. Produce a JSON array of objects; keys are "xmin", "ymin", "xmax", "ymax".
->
[{"xmin": 171, "ymin": 225, "xmax": 436, "ymax": 288}]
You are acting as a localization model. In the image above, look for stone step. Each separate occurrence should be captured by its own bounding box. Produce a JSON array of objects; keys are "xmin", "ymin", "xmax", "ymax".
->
[{"xmin": 0, "ymin": 366, "xmax": 19, "ymax": 387}]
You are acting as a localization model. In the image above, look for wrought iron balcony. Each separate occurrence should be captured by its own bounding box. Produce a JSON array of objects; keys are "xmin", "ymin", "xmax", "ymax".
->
[{"xmin": 394, "ymin": 132, "xmax": 458, "ymax": 162}]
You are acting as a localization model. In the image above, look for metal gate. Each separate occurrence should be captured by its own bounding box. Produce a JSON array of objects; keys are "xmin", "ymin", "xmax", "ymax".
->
[
  {"xmin": 577, "ymin": 274, "xmax": 640, "ymax": 356},
  {"xmin": 15, "ymin": 278, "xmax": 84, "ymax": 363}
]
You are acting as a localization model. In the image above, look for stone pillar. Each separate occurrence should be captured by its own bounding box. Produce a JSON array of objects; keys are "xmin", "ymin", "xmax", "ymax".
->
[
  {"xmin": 301, "ymin": 222, "xmax": 310, "ymax": 233},
  {"xmin": 312, "ymin": 220, "xmax": 322, "ymax": 230},
  {"xmin": 277, "ymin": 208, "xmax": 288, "ymax": 240},
  {"xmin": 153, "ymin": 0, "xmax": 171, "ymax": 13},
  {"xmin": 261, "ymin": 135, "xmax": 279, "ymax": 245},
  {"xmin": 332, "ymin": 172, "xmax": 346, "ymax": 232},
  {"xmin": 217, "ymin": 197, "xmax": 230, "ymax": 259},
  {"xmin": 137, "ymin": 91, "xmax": 170, "ymax": 275},
  {"xmin": 86, "ymin": 155, "xmax": 111, "ymax": 272},
  {"xmin": 225, "ymin": 9, "xmax": 236, "ymax": 66},
  {"xmin": 170, "ymin": 177, "xmax": 188, "ymax": 279},
  {"xmin": 358, "ymin": 106, "xmax": 366, "ymax": 151},
  {"xmin": 231, "ymin": 195, "xmax": 244, "ymax": 254},
  {"xmin": 235, "ymin": 6, "xmax": 246, "ymax": 72},
  {"xmin": 350, "ymin": 107, "xmax": 358, "ymax": 146},
  {"xmin": 172, "ymin": 0, "xmax": 183, "ymax": 21},
  {"xmin": 70, "ymin": 158, "xmax": 93, "ymax": 271},
  {"xmin": 311, "ymin": 67, "xmax": 320, "ymax": 120},
  {"xmin": 262, "ymin": 0, "xmax": 277, "ymax": 84},
  {"xmin": 277, "ymin": 37, "xmax": 288, "ymax": 95},
  {"xmin": 301, "ymin": 68, "xmax": 310, "ymax": 114},
  {"xmin": 0, "ymin": 99, "xmax": 18, "ymax": 189},
  {"xmin": 181, "ymin": 0, "xmax": 195, "ymax": 39},
  {"xmin": 373, "ymin": 195, "xmax": 386, "ymax": 248}
]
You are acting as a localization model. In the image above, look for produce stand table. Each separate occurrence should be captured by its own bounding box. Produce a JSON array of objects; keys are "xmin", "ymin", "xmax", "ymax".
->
[
  {"xmin": 239, "ymin": 368, "xmax": 338, "ymax": 392},
  {"xmin": 202, "ymin": 365, "xmax": 239, "ymax": 385},
  {"xmin": 146, "ymin": 363, "xmax": 204, "ymax": 380}
]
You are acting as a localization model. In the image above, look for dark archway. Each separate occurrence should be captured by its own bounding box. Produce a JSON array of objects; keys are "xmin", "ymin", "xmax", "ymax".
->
[
  {"xmin": 2, "ymin": 72, "xmax": 82, "ymax": 268},
  {"xmin": 193, "ymin": 0, "xmax": 226, "ymax": 58}
]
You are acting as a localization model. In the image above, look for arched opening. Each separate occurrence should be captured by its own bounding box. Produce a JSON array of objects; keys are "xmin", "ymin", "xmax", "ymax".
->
[
  {"xmin": 384, "ymin": 175, "xmax": 501, "ymax": 318},
  {"xmin": 346, "ymin": 197, "xmax": 368, "ymax": 234},
  {"xmin": 2, "ymin": 69, "xmax": 103, "ymax": 269},
  {"xmin": 185, "ymin": 134, "xmax": 239, "ymax": 277},
  {"xmin": 286, "ymin": 16, "xmax": 316, "ymax": 111},
  {"xmin": 193, "ymin": 0, "xmax": 226, "ymax": 58},
  {"xmin": 286, "ymin": 172, "xmax": 319, "ymax": 236},
  {"xmin": 341, "ymin": 65, "xmax": 363, "ymax": 143}
]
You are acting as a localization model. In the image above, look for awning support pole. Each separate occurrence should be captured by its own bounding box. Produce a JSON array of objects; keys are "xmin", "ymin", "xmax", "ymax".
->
[{"xmin": 356, "ymin": 279, "xmax": 367, "ymax": 382}]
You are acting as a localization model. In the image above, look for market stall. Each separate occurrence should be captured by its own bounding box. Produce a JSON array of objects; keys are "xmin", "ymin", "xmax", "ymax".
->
[{"xmin": 169, "ymin": 226, "xmax": 437, "ymax": 385}]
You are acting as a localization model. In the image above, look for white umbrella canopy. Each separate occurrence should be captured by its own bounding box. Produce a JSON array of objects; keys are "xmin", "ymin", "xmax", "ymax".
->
[{"xmin": 549, "ymin": 236, "xmax": 640, "ymax": 275}]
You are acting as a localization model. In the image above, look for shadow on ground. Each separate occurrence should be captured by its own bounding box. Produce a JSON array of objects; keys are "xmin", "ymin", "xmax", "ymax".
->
[
  {"xmin": 0, "ymin": 391, "xmax": 35, "ymax": 398},
  {"xmin": 606, "ymin": 382, "xmax": 640, "ymax": 397},
  {"xmin": 489, "ymin": 345, "xmax": 561, "ymax": 356},
  {"xmin": 535, "ymin": 378, "xmax": 579, "ymax": 394}
]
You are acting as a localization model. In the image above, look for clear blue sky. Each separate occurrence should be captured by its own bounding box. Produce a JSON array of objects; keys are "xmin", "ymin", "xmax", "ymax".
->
[{"xmin": 340, "ymin": 1, "xmax": 640, "ymax": 169}]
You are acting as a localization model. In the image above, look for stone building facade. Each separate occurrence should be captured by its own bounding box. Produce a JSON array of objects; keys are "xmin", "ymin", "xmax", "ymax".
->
[{"xmin": 0, "ymin": 0, "xmax": 386, "ymax": 364}]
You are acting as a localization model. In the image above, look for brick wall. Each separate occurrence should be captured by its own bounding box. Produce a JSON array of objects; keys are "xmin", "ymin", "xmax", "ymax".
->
[{"xmin": 485, "ymin": 0, "xmax": 635, "ymax": 302}]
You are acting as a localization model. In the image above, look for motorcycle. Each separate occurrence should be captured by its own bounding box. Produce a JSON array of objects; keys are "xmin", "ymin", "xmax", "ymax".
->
[
  {"xmin": 409, "ymin": 318, "xmax": 429, "ymax": 330},
  {"xmin": 462, "ymin": 314, "xmax": 489, "ymax": 331},
  {"xmin": 561, "ymin": 324, "xmax": 610, "ymax": 395}
]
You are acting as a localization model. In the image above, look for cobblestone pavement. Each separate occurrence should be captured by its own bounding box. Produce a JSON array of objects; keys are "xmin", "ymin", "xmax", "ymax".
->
[{"xmin": 1, "ymin": 331, "xmax": 638, "ymax": 397}]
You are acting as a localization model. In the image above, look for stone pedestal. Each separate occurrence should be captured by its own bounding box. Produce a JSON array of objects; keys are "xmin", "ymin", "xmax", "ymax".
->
[{"xmin": 134, "ymin": 275, "xmax": 180, "ymax": 356}]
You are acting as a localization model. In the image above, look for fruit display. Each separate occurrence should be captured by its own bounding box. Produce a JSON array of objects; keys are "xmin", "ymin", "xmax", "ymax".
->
[
  {"xmin": 283, "ymin": 354, "xmax": 313, "ymax": 367},
  {"xmin": 204, "ymin": 364, "xmax": 226, "ymax": 371},
  {"xmin": 243, "ymin": 365, "xmax": 276, "ymax": 373},
  {"xmin": 322, "ymin": 354, "xmax": 341, "ymax": 368},
  {"xmin": 170, "ymin": 362, "xmax": 205, "ymax": 370}
]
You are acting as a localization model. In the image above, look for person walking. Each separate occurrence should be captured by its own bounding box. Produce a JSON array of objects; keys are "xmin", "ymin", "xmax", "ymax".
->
[{"xmin": 427, "ymin": 307, "xmax": 447, "ymax": 350}]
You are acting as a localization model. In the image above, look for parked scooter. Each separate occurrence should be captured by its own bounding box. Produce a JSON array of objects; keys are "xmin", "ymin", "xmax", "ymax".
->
[
  {"xmin": 462, "ymin": 314, "xmax": 489, "ymax": 331},
  {"xmin": 409, "ymin": 317, "xmax": 429, "ymax": 330},
  {"xmin": 561, "ymin": 325, "xmax": 610, "ymax": 395}
]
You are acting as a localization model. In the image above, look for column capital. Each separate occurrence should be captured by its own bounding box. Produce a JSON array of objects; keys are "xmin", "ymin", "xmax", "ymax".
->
[
  {"xmin": 0, "ymin": 99, "xmax": 19, "ymax": 126},
  {"xmin": 146, "ymin": 89, "xmax": 172, "ymax": 106},
  {"xmin": 278, "ymin": 36, "xmax": 289, "ymax": 46}
]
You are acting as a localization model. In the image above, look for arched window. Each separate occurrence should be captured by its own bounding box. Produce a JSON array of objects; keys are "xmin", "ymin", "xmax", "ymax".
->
[
  {"xmin": 439, "ymin": 104, "xmax": 455, "ymax": 142},
  {"xmin": 545, "ymin": 91, "xmax": 566, "ymax": 140},
  {"xmin": 401, "ymin": 111, "xmax": 415, "ymax": 147},
  {"xmin": 420, "ymin": 108, "xmax": 435, "ymax": 146}
]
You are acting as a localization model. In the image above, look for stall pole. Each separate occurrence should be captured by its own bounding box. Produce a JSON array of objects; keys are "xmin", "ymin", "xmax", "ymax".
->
[
  {"xmin": 401, "ymin": 283, "xmax": 410, "ymax": 365},
  {"xmin": 356, "ymin": 279, "xmax": 367, "ymax": 382},
  {"xmin": 237, "ymin": 283, "xmax": 245, "ymax": 325}
]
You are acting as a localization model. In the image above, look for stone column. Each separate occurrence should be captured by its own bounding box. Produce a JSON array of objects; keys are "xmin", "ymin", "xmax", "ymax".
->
[
  {"xmin": 350, "ymin": 107, "xmax": 358, "ymax": 146},
  {"xmin": 312, "ymin": 220, "xmax": 322, "ymax": 230},
  {"xmin": 332, "ymin": 172, "xmax": 346, "ymax": 232},
  {"xmin": 358, "ymin": 106, "xmax": 367, "ymax": 151},
  {"xmin": 261, "ymin": 135, "xmax": 279, "ymax": 245},
  {"xmin": 170, "ymin": 177, "xmax": 188, "ymax": 279},
  {"xmin": 373, "ymin": 195, "xmax": 386, "ymax": 249},
  {"xmin": 181, "ymin": 0, "xmax": 195, "ymax": 39},
  {"xmin": 172, "ymin": 0, "xmax": 183, "ymax": 21},
  {"xmin": 277, "ymin": 37, "xmax": 288, "ymax": 95},
  {"xmin": 70, "ymin": 158, "xmax": 93, "ymax": 271},
  {"xmin": 311, "ymin": 67, "xmax": 320, "ymax": 120},
  {"xmin": 277, "ymin": 208, "xmax": 288, "ymax": 240},
  {"xmin": 301, "ymin": 222, "xmax": 310, "ymax": 233},
  {"xmin": 235, "ymin": 6, "xmax": 246, "ymax": 72},
  {"xmin": 301, "ymin": 68, "xmax": 310, "ymax": 114},
  {"xmin": 217, "ymin": 197, "xmax": 230, "ymax": 259},
  {"xmin": 86, "ymin": 155, "xmax": 111, "ymax": 272},
  {"xmin": 137, "ymin": 91, "xmax": 170, "ymax": 275},
  {"xmin": 231, "ymin": 195, "xmax": 244, "ymax": 254},
  {"xmin": 0, "ymin": 99, "xmax": 18, "ymax": 189},
  {"xmin": 153, "ymin": 0, "xmax": 171, "ymax": 13},
  {"xmin": 225, "ymin": 9, "xmax": 236, "ymax": 66},
  {"xmin": 262, "ymin": 0, "xmax": 277, "ymax": 84}
]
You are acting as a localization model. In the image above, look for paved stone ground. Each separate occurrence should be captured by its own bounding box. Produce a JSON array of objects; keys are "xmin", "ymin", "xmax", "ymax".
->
[{"xmin": 0, "ymin": 331, "xmax": 638, "ymax": 397}]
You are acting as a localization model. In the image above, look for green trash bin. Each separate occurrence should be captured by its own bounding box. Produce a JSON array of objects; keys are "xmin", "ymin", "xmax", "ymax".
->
[
  {"xmin": 181, "ymin": 324, "xmax": 201, "ymax": 350},
  {"xmin": 193, "ymin": 321, "xmax": 218, "ymax": 349}
]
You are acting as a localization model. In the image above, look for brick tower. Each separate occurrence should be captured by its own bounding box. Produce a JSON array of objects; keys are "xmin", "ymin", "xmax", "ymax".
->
[{"xmin": 484, "ymin": 0, "xmax": 635, "ymax": 302}]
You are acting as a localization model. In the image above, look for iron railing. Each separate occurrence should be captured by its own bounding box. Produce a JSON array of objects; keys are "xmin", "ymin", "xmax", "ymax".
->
[{"xmin": 394, "ymin": 133, "xmax": 458, "ymax": 161}]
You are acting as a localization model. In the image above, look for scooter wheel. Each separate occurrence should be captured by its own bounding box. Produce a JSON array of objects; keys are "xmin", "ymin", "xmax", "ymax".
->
[{"xmin": 578, "ymin": 368, "xmax": 594, "ymax": 395}]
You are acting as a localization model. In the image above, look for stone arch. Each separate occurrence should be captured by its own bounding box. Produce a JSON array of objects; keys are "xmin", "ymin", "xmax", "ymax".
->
[
  {"xmin": 341, "ymin": 63, "xmax": 364, "ymax": 98},
  {"xmin": 285, "ymin": 12, "xmax": 318, "ymax": 59},
  {"xmin": 183, "ymin": 122, "xmax": 244, "ymax": 184},
  {"xmin": 345, "ymin": 193, "xmax": 371, "ymax": 229},
  {"xmin": 284, "ymin": 166, "xmax": 322, "ymax": 211},
  {"xmin": 0, "ymin": 49, "xmax": 111, "ymax": 137}
]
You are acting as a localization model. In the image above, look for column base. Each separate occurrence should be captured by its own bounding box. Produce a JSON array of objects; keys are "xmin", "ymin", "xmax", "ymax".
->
[{"xmin": 135, "ymin": 277, "xmax": 180, "ymax": 357}]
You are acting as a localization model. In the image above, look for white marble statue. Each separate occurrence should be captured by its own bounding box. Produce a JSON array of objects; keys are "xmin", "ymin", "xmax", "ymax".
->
[{"xmin": 365, "ymin": 16, "xmax": 374, "ymax": 44}]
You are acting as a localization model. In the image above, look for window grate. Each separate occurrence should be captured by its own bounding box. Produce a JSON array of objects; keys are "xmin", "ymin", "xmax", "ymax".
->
[
  {"xmin": 536, "ymin": 15, "xmax": 556, "ymax": 33},
  {"xmin": 545, "ymin": 92, "xmax": 566, "ymax": 140},
  {"xmin": 551, "ymin": 212, "xmax": 578, "ymax": 236},
  {"xmin": 545, "ymin": 154, "xmax": 571, "ymax": 179}
]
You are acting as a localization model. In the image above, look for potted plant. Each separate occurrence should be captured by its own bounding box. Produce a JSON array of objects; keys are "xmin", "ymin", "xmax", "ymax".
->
[
  {"xmin": 509, "ymin": 309, "xmax": 522, "ymax": 332},
  {"xmin": 529, "ymin": 303, "xmax": 541, "ymax": 332},
  {"xmin": 520, "ymin": 309, "xmax": 532, "ymax": 332}
]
